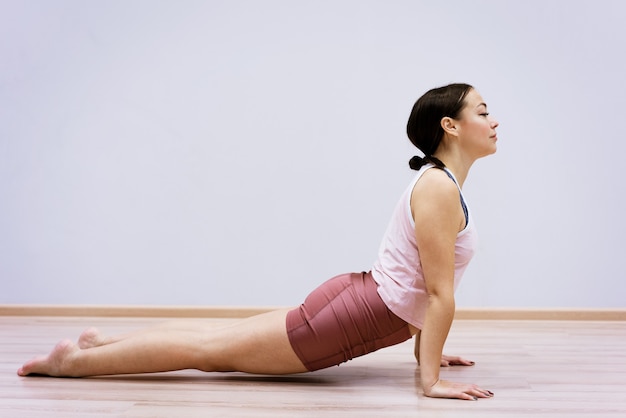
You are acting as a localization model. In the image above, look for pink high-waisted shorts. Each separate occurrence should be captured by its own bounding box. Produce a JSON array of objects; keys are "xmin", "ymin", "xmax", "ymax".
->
[{"xmin": 286, "ymin": 271, "xmax": 412, "ymax": 371}]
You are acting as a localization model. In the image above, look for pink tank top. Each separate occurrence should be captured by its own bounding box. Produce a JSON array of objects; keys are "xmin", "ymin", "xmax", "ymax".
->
[{"xmin": 371, "ymin": 164, "xmax": 478, "ymax": 329}]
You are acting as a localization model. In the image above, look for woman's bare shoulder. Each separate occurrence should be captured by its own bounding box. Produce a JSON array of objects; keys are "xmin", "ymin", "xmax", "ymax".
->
[{"xmin": 412, "ymin": 168, "xmax": 458, "ymax": 202}]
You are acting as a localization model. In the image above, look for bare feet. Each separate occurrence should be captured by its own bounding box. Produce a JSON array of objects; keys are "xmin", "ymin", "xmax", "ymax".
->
[
  {"xmin": 78, "ymin": 327, "xmax": 105, "ymax": 349},
  {"xmin": 17, "ymin": 339, "xmax": 79, "ymax": 377}
]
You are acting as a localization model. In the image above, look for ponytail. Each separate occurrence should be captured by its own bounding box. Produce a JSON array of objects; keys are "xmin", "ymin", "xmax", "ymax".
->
[{"xmin": 408, "ymin": 155, "xmax": 445, "ymax": 171}]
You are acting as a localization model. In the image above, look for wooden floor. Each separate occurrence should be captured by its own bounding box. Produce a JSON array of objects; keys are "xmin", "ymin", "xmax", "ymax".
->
[{"xmin": 2, "ymin": 316, "xmax": 626, "ymax": 417}]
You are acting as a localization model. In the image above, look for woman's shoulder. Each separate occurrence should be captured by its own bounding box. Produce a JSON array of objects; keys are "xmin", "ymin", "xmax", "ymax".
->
[{"xmin": 412, "ymin": 167, "xmax": 459, "ymax": 200}]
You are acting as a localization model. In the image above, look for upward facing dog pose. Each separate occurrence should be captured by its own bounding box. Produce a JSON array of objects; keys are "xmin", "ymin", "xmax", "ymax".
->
[{"xmin": 18, "ymin": 83, "xmax": 499, "ymax": 401}]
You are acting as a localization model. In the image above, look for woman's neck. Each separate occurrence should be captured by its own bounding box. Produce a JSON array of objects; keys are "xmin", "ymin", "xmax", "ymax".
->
[{"xmin": 433, "ymin": 150, "xmax": 473, "ymax": 188}]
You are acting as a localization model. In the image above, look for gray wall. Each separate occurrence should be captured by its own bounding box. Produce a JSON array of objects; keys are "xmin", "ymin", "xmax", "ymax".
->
[{"xmin": 2, "ymin": 0, "xmax": 624, "ymax": 308}]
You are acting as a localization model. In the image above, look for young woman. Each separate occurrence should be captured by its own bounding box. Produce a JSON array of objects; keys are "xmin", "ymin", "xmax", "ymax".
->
[{"xmin": 18, "ymin": 83, "xmax": 499, "ymax": 401}]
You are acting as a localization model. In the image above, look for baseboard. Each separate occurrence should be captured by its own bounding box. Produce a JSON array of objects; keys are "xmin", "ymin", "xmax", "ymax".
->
[
  {"xmin": 0, "ymin": 304, "xmax": 284, "ymax": 318},
  {"xmin": 453, "ymin": 307, "xmax": 626, "ymax": 321},
  {"xmin": 1, "ymin": 304, "xmax": 625, "ymax": 320}
]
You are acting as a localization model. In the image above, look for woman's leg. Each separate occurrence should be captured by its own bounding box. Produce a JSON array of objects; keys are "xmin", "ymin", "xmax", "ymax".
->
[
  {"xmin": 77, "ymin": 319, "xmax": 222, "ymax": 349},
  {"xmin": 17, "ymin": 309, "xmax": 308, "ymax": 377}
]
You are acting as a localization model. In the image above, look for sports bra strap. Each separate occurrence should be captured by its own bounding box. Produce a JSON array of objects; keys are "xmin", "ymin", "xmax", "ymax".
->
[{"xmin": 442, "ymin": 168, "xmax": 469, "ymax": 226}]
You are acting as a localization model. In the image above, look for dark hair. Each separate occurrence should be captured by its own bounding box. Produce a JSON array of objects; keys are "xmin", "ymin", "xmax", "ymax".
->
[{"xmin": 407, "ymin": 83, "xmax": 474, "ymax": 170}]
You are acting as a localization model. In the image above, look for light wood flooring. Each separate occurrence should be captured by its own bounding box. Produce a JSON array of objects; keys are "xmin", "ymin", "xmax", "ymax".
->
[{"xmin": 1, "ymin": 316, "xmax": 625, "ymax": 417}]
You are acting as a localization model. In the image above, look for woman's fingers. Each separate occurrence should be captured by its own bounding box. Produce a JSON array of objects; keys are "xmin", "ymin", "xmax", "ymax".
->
[
  {"xmin": 424, "ymin": 379, "xmax": 494, "ymax": 401},
  {"xmin": 441, "ymin": 354, "xmax": 475, "ymax": 366},
  {"xmin": 468, "ymin": 386, "xmax": 494, "ymax": 399}
]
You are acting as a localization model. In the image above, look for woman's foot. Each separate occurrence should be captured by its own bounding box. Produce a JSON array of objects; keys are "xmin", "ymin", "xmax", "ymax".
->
[
  {"xmin": 17, "ymin": 339, "xmax": 79, "ymax": 377},
  {"xmin": 78, "ymin": 327, "xmax": 105, "ymax": 349}
]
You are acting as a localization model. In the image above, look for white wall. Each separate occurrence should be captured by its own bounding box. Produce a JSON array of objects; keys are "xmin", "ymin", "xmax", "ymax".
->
[{"xmin": 2, "ymin": 0, "xmax": 624, "ymax": 308}]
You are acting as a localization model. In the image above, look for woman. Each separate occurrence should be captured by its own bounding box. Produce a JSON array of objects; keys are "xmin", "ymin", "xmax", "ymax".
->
[{"xmin": 18, "ymin": 83, "xmax": 498, "ymax": 401}]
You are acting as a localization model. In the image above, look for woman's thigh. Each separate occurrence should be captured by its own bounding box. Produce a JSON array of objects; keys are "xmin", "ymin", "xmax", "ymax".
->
[{"xmin": 206, "ymin": 308, "xmax": 309, "ymax": 375}]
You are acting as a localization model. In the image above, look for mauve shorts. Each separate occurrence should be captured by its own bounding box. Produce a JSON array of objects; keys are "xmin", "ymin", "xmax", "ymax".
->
[{"xmin": 286, "ymin": 271, "xmax": 412, "ymax": 371}]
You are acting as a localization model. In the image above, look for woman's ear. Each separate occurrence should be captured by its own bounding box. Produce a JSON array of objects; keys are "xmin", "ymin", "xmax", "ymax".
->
[{"xmin": 441, "ymin": 117, "xmax": 459, "ymax": 137}]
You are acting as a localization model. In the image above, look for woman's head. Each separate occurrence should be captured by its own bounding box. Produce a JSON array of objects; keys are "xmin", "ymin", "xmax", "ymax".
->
[{"xmin": 407, "ymin": 83, "xmax": 474, "ymax": 170}]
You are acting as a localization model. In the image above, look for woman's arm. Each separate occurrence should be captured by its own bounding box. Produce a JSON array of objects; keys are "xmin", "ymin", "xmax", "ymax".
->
[{"xmin": 411, "ymin": 169, "xmax": 491, "ymax": 400}]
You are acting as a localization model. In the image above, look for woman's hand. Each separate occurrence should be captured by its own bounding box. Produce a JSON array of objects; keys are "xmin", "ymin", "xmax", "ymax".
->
[
  {"xmin": 424, "ymin": 379, "xmax": 494, "ymax": 401},
  {"xmin": 440, "ymin": 354, "xmax": 475, "ymax": 367}
]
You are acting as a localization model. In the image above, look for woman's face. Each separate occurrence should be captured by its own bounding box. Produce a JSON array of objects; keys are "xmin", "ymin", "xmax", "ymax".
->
[{"xmin": 455, "ymin": 89, "xmax": 499, "ymax": 158}]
